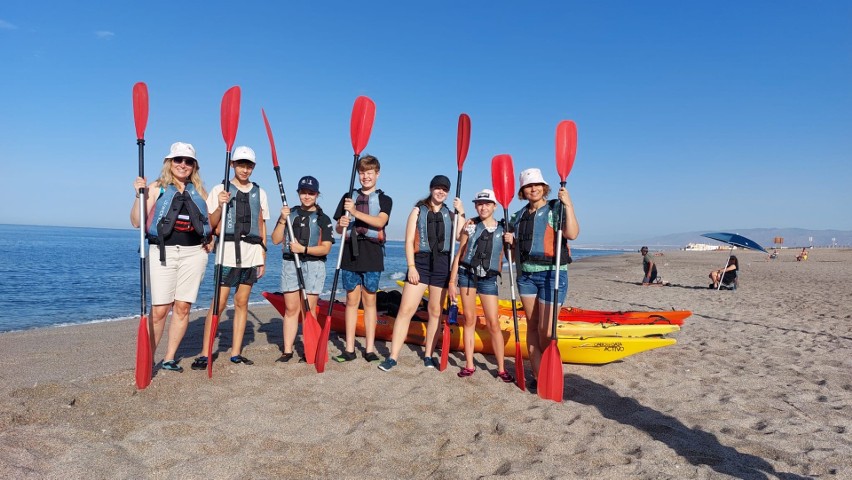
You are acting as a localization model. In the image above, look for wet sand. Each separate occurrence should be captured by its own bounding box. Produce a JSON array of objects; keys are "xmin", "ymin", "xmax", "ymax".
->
[{"xmin": 1, "ymin": 249, "xmax": 849, "ymax": 478}]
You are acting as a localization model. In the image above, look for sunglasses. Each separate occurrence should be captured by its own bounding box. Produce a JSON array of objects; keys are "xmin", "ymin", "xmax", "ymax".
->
[{"xmin": 172, "ymin": 157, "xmax": 196, "ymax": 167}]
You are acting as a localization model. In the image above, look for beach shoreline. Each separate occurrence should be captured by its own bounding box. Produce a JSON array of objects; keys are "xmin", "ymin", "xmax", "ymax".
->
[{"xmin": 1, "ymin": 249, "xmax": 849, "ymax": 478}]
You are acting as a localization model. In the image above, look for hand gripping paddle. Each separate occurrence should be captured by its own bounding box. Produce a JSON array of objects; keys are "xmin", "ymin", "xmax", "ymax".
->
[
  {"xmin": 491, "ymin": 153, "xmax": 524, "ymax": 391},
  {"xmin": 133, "ymin": 82, "xmax": 152, "ymax": 390},
  {"xmin": 208, "ymin": 86, "xmax": 241, "ymax": 378},
  {"xmin": 538, "ymin": 120, "xmax": 577, "ymax": 402},
  {"xmin": 316, "ymin": 96, "xmax": 376, "ymax": 373},
  {"xmin": 262, "ymin": 109, "xmax": 321, "ymax": 363}
]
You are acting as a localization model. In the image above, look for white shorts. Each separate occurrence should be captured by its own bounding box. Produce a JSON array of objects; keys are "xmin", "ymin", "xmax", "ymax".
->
[
  {"xmin": 149, "ymin": 244, "xmax": 209, "ymax": 305},
  {"xmin": 280, "ymin": 259, "xmax": 326, "ymax": 295}
]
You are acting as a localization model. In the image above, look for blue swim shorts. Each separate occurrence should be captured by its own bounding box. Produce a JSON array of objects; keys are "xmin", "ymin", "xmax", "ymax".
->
[
  {"xmin": 341, "ymin": 270, "xmax": 380, "ymax": 293},
  {"xmin": 516, "ymin": 269, "xmax": 567, "ymax": 305},
  {"xmin": 457, "ymin": 266, "xmax": 499, "ymax": 296}
]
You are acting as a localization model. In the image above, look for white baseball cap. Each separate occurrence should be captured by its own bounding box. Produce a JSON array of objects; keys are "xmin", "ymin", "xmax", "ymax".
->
[
  {"xmin": 164, "ymin": 142, "xmax": 197, "ymax": 161},
  {"xmin": 472, "ymin": 189, "xmax": 497, "ymax": 203},
  {"xmin": 519, "ymin": 168, "xmax": 548, "ymax": 188},
  {"xmin": 232, "ymin": 146, "xmax": 256, "ymax": 164}
]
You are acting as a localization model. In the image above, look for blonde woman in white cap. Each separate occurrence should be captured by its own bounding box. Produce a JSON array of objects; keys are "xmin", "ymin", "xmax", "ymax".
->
[
  {"xmin": 131, "ymin": 142, "xmax": 214, "ymax": 372},
  {"xmin": 504, "ymin": 168, "xmax": 579, "ymax": 390},
  {"xmin": 193, "ymin": 146, "xmax": 270, "ymax": 370},
  {"xmin": 448, "ymin": 189, "xmax": 514, "ymax": 382}
]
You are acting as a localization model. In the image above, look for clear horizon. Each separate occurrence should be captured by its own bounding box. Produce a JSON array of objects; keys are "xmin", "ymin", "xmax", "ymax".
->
[{"xmin": 2, "ymin": 2, "xmax": 850, "ymax": 243}]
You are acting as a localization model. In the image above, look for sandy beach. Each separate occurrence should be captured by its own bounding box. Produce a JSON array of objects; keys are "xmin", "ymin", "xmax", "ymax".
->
[{"xmin": 1, "ymin": 249, "xmax": 849, "ymax": 478}]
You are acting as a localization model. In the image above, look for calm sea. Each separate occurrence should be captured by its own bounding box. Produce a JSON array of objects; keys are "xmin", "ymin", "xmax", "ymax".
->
[{"xmin": 0, "ymin": 224, "xmax": 622, "ymax": 333}]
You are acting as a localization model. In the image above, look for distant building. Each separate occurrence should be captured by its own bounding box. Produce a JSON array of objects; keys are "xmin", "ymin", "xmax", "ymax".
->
[{"xmin": 684, "ymin": 243, "xmax": 724, "ymax": 251}]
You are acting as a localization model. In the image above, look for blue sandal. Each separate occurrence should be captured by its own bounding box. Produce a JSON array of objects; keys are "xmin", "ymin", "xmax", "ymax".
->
[{"xmin": 162, "ymin": 360, "xmax": 183, "ymax": 372}]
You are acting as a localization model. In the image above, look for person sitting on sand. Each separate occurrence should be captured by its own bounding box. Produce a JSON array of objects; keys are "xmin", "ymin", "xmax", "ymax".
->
[
  {"xmin": 796, "ymin": 248, "xmax": 808, "ymax": 261},
  {"xmin": 130, "ymin": 142, "xmax": 213, "ymax": 373},
  {"xmin": 710, "ymin": 255, "xmax": 738, "ymax": 289},
  {"xmin": 504, "ymin": 168, "xmax": 579, "ymax": 390},
  {"xmin": 640, "ymin": 246, "xmax": 660, "ymax": 285}
]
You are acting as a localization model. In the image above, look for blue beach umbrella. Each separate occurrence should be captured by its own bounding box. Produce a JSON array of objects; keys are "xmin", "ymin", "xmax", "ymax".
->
[{"xmin": 701, "ymin": 232, "xmax": 768, "ymax": 291}]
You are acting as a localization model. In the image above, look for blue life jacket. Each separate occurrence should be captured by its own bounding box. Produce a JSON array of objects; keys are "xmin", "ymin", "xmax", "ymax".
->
[
  {"xmin": 147, "ymin": 183, "xmax": 211, "ymax": 263},
  {"xmin": 222, "ymin": 182, "xmax": 264, "ymax": 266},
  {"xmin": 283, "ymin": 206, "xmax": 329, "ymax": 261},
  {"xmin": 460, "ymin": 218, "xmax": 504, "ymax": 276},
  {"xmin": 511, "ymin": 199, "xmax": 569, "ymax": 265},
  {"xmin": 346, "ymin": 189, "xmax": 386, "ymax": 244},
  {"xmin": 414, "ymin": 204, "xmax": 452, "ymax": 254}
]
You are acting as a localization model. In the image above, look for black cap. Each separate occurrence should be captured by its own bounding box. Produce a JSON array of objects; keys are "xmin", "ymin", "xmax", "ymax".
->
[
  {"xmin": 298, "ymin": 175, "xmax": 319, "ymax": 193},
  {"xmin": 430, "ymin": 175, "xmax": 451, "ymax": 190}
]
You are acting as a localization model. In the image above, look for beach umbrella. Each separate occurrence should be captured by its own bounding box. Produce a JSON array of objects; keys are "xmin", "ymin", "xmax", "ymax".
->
[{"xmin": 701, "ymin": 232, "xmax": 767, "ymax": 291}]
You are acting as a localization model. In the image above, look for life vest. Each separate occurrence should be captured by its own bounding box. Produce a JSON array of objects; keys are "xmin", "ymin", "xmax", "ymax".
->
[
  {"xmin": 282, "ymin": 206, "xmax": 327, "ymax": 261},
  {"xmin": 460, "ymin": 218, "xmax": 504, "ymax": 277},
  {"xmin": 146, "ymin": 183, "xmax": 211, "ymax": 263},
  {"xmin": 511, "ymin": 199, "xmax": 569, "ymax": 265},
  {"xmin": 346, "ymin": 189, "xmax": 386, "ymax": 244},
  {"xmin": 414, "ymin": 204, "xmax": 452, "ymax": 254},
  {"xmin": 222, "ymin": 182, "xmax": 264, "ymax": 265}
]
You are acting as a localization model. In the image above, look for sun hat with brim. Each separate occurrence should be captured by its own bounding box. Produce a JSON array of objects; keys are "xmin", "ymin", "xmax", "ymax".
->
[
  {"xmin": 519, "ymin": 168, "xmax": 548, "ymax": 188},
  {"xmin": 472, "ymin": 189, "xmax": 497, "ymax": 203},
  {"xmin": 232, "ymin": 146, "xmax": 256, "ymax": 164},
  {"xmin": 164, "ymin": 142, "xmax": 197, "ymax": 161}
]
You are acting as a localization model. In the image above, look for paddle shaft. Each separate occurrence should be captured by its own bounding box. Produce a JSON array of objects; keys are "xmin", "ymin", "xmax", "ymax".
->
[
  {"xmin": 503, "ymin": 208, "xmax": 526, "ymax": 391},
  {"xmin": 208, "ymin": 153, "xmax": 232, "ymax": 365},
  {"xmin": 273, "ymin": 166, "xmax": 314, "ymax": 312},
  {"xmin": 326, "ymin": 153, "xmax": 361, "ymax": 317},
  {"xmin": 550, "ymin": 181, "xmax": 567, "ymax": 340},
  {"xmin": 137, "ymin": 139, "xmax": 148, "ymax": 321}
]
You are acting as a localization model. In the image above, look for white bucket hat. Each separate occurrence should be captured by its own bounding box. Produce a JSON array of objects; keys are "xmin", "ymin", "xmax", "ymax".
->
[
  {"xmin": 519, "ymin": 168, "xmax": 548, "ymax": 188},
  {"xmin": 164, "ymin": 142, "xmax": 197, "ymax": 161},
  {"xmin": 232, "ymin": 146, "xmax": 256, "ymax": 164},
  {"xmin": 472, "ymin": 189, "xmax": 497, "ymax": 204}
]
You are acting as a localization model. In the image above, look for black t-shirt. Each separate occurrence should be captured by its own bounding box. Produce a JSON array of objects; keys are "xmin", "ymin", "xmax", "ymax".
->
[{"xmin": 334, "ymin": 190, "xmax": 393, "ymax": 272}]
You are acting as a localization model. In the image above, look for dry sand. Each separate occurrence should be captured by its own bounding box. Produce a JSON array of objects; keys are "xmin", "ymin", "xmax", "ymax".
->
[{"xmin": 1, "ymin": 249, "xmax": 849, "ymax": 479}]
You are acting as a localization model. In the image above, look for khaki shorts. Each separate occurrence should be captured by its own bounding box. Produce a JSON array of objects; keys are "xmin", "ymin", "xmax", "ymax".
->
[{"xmin": 149, "ymin": 244, "xmax": 209, "ymax": 305}]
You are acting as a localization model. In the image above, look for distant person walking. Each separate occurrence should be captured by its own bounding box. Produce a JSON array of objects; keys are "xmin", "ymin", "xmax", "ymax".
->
[{"xmin": 640, "ymin": 246, "xmax": 660, "ymax": 285}]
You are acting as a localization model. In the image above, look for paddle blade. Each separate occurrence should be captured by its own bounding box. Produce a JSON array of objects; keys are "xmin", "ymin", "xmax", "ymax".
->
[
  {"xmin": 514, "ymin": 343, "xmax": 525, "ymax": 392},
  {"xmin": 439, "ymin": 313, "xmax": 453, "ymax": 371},
  {"xmin": 555, "ymin": 120, "xmax": 578, "ymax": 182},
  {"xmin": 491, "ymin": 154, "xmax": 515, "ymax": 209},
  {"xmin": 207, "ymin": 314, "xmax": 220, "ymax": 378},
  {"xmin": 132, "ymin": 82, "xmax": 149, "ymax": 140},
  {"xmin": 220, "ymin": 86, "xmax": 241, "ymax": 151},
  {"xmin": 302, "ymin": 310, "xmax": 320, "ymax": 365},
  {"xmin": 537, "ymin": 340, "xmax": 564, "ymax": 402},
  {"xmin": 456, "ymin": 113, "xmax": 471, "ymax": 170},
  {"xmin": 315, "ymin": 312, "xmax": 333, "ymax": 373},
  {"xmin": 135, "ymin": 315, "xmax": 152, "ymax": 389},
  {"xmin": 261, "ymin": 108, "xmax": 280, "ymax": 167},
  {"xmin": 350, "ymin": 96, "xmax": 376, "ymax": 155}
]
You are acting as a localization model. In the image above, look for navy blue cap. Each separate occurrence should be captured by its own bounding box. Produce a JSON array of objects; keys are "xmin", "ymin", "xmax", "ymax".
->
[
  {"xmin": 298, "ymin": 176, "xmax": 319, "ymax": 193},
  {"xmin": 430, "ymin": 175, "xmax": 451, "ymax": 190}
]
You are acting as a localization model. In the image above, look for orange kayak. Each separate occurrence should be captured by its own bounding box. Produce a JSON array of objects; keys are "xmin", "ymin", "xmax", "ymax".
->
[{"xmin": 262, "ymin": 292, "xmax": 677, "ymax": 365}]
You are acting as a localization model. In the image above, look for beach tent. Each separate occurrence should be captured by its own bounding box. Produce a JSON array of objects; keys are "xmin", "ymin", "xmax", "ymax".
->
[{"xmin": 701, "ymin": 232, "xmax": 768, "ymax": 291}]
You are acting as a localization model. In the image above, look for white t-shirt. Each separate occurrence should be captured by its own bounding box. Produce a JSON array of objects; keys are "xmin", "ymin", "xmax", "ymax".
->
[{"xmin": 207, "ymin": 182, "xmax": 271, "ymax": 268}]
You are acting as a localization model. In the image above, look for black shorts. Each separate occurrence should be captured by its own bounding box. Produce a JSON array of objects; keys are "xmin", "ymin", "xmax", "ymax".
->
[
  {"xmin": 219, "ymin": 267, "xmax": 258, "ymax": 287},
  {"xmin": 408, "ymin": 252, "xmax": 450, "ymax": 288}
]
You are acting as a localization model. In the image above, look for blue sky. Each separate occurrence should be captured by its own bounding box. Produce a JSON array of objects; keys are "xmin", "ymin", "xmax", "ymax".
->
[{"xmin": 1, "ymin": 1, "xmax": 849, "ymax": 243}]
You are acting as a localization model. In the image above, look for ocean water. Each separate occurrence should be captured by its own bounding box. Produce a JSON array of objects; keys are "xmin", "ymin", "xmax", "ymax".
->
[{"xmin": 0, "ymin": 224, "xmax": 622, "ymax": 333}]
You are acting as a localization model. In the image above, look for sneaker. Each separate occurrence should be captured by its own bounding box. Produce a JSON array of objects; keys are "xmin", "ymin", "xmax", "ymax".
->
[
  {"xmin": 190, "ymin": 356, "xmax": 208, "ymax": 370},
  {"xmin": 162, "ymin": 360, "xmax": 183, "ymax": 372},
  {"xmin": 497, "ymin": 371, "xmax": 515, "ymax": 383},
  {"xmin": 527, "ymin": 378, "xmax": 538, "ymax": 392},
  {"xmin": 457, "ymin": 367, "xmax": 476, "ymax": 378},
  {"xmin": 424, "ymin": 357, "xmax": 436, "ymax": 369},
  {"xmin": 333, "ymin": 350, "xmax": 357, "ymax": 363},
  {"xmin": 275, "ymin": 352, "xmax": 294, "ymax": 363},
  {"xmin": 363, "ymin": 351, "xmax": 381, "ymax": 362},
  {"xmin": 230, "ymin": 355, "xmax": 254, "ymax": 365},
  {"xmin": 378, "ymin": 358, "xmax": 397, "ymax": 372}
]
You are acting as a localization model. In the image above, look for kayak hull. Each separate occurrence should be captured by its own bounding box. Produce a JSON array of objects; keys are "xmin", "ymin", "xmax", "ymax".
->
[{"xmin": 262, "ymin": 292, "xmax": 677, "ymax": 365}]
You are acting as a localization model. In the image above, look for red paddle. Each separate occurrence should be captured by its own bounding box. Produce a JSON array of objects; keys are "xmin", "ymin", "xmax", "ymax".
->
[
  {"xmin": 132, "ymin": 82, "xmax": 152, "ymax": 390},
  {"xmin": 316, "ymin": 96, "xmax": 376, "ymax": 373},
  {"xmin": 262, "ymin": 109, "xmax": 321, "ymax": 363},
  {"xmin": 538, "ymin": 120, "xmax": 577, "ymax": 402},
  {"xmin": 491, "ymin": 153, "xmax": 524, "ymax": 391},
  {"xmin": 208, "ymin": 86, "xmax": 241, "ymax": 378},
  {"xmin": 439, "ymin": 113, "xmax": 470, "ymax": 371}
]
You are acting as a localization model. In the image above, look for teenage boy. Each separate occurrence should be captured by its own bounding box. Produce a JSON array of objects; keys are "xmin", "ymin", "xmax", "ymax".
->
[
  {"xmin": 193, "ymin": 146, "xmax": 270, "ymax": 369},
  {"xmin": 333, "ymin": 155, "xmax": 392, "ymax": 362}
]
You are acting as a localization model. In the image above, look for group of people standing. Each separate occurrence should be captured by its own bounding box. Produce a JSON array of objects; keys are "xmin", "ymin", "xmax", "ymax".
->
[{"xmin": 130, "ymin": 141, "xmax": 580, "ymax": 389}]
